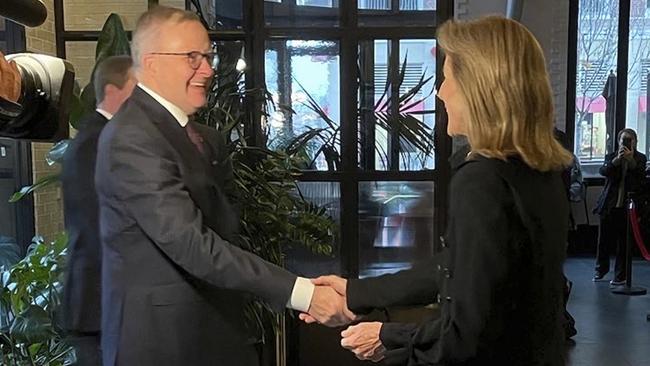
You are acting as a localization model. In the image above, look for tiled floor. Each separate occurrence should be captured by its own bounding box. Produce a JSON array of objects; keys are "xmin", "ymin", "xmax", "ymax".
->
[{"xmin": 564, "ymin": 257, "xmax": 650, "ymax": 366}]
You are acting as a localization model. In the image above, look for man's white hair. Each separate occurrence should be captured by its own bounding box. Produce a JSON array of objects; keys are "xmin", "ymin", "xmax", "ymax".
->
[{"xmin": 131, "ymin": 6, "xmax": 202, "ymax": 70}]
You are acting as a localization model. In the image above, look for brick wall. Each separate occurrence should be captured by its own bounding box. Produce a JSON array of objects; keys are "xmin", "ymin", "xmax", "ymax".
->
[
  {"xmin": 25, "ymin": 0, "xmax": 63, "ymax": 242},
  {"xmin": 63, "ymin": 0, "xmax": 148, "ymax": 31},
  {"xmin": 158, "ymin": 0, "xmax": 187, "ymax": 9}
]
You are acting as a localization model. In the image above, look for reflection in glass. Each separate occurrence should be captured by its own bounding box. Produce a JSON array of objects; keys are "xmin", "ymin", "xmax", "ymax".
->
[
  {"xmin": 359, "ymin": 181, "xmax": 434, "ymax": 278},
  {"xmin": 358, "ymin": 40, "xmax": 436, "ymax": 171},
  {"xmin": 265, "ymin": 40, "xmax": 341, "ymax": 171},
  {"xmin": 626, "ymin": 1, "xmax": 650, "ymax": 157},
  {"xmin": 284, "ymin": 182, "xmax": 341, "ymax": 277},
  {"xmin": 265, "ymin": 0, "xmax": 339, "ymax": 27},
  {"xmin": 189, "ymin": 0, "xmax": 243, "ymax": 30},
  {"xmin": 575, "ymin": 0, "xmax": 619, "ymax": 162}
]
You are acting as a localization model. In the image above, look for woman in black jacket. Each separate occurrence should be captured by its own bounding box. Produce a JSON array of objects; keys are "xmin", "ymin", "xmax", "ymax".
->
[{"xmin": 301, "ymin": 16, "xmax": 573, "ymax": 366}]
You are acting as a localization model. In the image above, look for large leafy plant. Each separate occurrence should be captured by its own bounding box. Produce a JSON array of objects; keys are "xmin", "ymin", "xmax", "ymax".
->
[
  {"xmin": 274, "ymin": 54, "xmax": 436, "ymax": 171},
  {"xmin": 0, "ymin": 235, "xmax": 71, "ymax": 365}
]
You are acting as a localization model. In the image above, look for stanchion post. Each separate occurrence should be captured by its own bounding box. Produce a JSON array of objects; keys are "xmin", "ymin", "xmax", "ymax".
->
[{"xmin": 611, "ymin": 195, "xmax": 647, "ymax": 295}]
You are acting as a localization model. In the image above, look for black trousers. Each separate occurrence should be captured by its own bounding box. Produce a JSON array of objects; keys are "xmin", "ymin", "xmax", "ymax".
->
[
  {"xmin": 595, "ymin": 208, "xmax": 627, "ymax": 281},
  {"xmin": 67, "ymin": 333, "xmax": 101, "ymax": 366}
]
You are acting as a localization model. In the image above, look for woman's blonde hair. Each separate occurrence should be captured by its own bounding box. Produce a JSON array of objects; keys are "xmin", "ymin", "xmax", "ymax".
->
[{"xmin": 437, "ymin": 16, "xmax": 573, "ymax": 171}]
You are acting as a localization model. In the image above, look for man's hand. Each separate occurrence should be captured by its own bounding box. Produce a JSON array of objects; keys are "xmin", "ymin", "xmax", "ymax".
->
[
  {"xmin": 312, "ymin": 275, "xmax": 347, "ymax": 295},
  {"xmin": 0, "ymin": 51, "xmax": 21, "ymax": 103},
  {"xmin": 341, "ymin": 322, "xmax": 386, "ymax": 362},
  {"xmin": 302, "ymin": 285, "xmax": 355, "ymax": 327},
  {"xmin": 622, "ymin": 146, "xmax": 634, "ymax": 161}
]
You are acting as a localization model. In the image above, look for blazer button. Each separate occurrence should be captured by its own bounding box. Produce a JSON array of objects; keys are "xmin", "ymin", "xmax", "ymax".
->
[
  {"xmin": 445, "ymin": 296, "xmax": 452, "ymax": 302},
  {"xmin": 437, "ymin": 264, "xmax": 442, "ymax": 271},
  {"xmin": 443, "ymin": 268, "xmax": 452, "ymax": 279},
  {"xmin": 436, "ymin": 294, "xmax": 441, "ymax": 303},
  {"xmin": 439, "ymin": 236, "xmax": 448, "ymax": 248}
]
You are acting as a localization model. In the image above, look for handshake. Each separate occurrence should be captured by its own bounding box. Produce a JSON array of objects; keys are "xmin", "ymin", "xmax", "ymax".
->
[{"xmin": 300, "ymin": 275, "xmax": 387, "ymax": 362}]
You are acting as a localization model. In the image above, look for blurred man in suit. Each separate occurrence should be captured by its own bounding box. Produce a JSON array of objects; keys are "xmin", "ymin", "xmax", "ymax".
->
[
  {"xmin": 94, "ymin": 7, "xmax": 350, "ymax": 365},
  {"xmin": 62, "ymin": 55, "xmax": 136, "ymax": 365}
]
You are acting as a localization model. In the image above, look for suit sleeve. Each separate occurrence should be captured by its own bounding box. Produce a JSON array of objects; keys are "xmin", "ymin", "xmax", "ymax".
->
[
  {"xmin": 346, "ymin": 257, "xmax": 440, "ymax": 314},
  {"xmin": 103, "ymin": 125, "xmax": 296, "ymax": 311},
  {"xmin": 375, "ymin": 165, "xmax": 514, "ymax": 364},
  {"xmin": 599, "ymin": 153, "xmax": 620, "ymax": 178}
]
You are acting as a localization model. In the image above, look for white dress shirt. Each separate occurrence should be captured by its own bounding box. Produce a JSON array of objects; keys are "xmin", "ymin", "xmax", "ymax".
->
[{"xmin": 95, "ymin": 108, "xmax": 113, "ymax": 120}]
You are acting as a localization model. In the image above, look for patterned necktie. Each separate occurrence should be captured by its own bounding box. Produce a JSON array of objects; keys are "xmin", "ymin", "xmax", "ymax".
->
[{"xmin": 184, "ymin": 122, "xmax": 205, "ymax": 155}]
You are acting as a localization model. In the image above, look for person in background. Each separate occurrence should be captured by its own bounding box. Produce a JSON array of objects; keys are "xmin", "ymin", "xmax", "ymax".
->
[
  {"xmin": 61, "ymin": 55, "xmax": 136, "ymax": 366},
  {"xmin": 593, "ymin": 128, "xmax": 647, "ymax": 286}
]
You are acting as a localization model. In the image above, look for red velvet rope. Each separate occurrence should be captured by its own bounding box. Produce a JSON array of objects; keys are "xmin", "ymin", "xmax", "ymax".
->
[{"xmin": 628, "ymin": 200, "xmax": 650, "ymax": 261}]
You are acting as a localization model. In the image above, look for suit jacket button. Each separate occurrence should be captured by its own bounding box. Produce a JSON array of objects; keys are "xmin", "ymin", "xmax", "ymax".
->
[
  {"xmin": 439, "ymin": 236, "xmax": 447, "ymax": 248},
  {"xmin": 445, "ymin": 296, "xmax": 452, "ymax": 302},
  {"xmin": 443, "ymin": 268, "xmax": 452, "ymax": 279},
  {"xmin": 437, "ymin": 264, "xmax": 442, "ymax": 271},
  {"xmin": 436, "ymin": 294, "xmax": 441, "ymax": 303}
]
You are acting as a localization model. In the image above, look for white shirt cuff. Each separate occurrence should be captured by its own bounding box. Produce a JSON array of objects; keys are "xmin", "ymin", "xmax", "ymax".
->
[{"xmin": 287, "ymin": 277, "xmax": 315, "ymax": 312}]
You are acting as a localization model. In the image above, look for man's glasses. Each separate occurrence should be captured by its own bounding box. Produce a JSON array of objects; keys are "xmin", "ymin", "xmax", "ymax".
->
[{"xmin": 149, "ymin": 44, "xmax": 219, "ymax": 70}]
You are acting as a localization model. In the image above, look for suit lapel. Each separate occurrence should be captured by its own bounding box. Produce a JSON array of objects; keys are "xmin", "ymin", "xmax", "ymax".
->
[{"xmin": 130, "ymin": 87, "xmax": 213, "ymax": 216}]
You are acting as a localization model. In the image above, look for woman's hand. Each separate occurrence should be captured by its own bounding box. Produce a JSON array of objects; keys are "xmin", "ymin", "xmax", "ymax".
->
[{"xmin": 341, "ymin": 322, "xmax": 386, "ymax": 362}]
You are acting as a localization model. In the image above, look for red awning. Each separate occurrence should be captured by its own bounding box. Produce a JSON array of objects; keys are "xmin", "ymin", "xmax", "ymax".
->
[{"xmin": 576, "ymin": 96, "xmax": 606, "ymax": 113}]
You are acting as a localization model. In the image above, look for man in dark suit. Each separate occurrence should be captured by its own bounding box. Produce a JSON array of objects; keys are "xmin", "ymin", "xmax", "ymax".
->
[
  {"xmin": 94, "ymin": 7, "xmax": 351, "ymax": 365},
  {"xmin": 593, "ymin": 128, "xmax": 647, "ymax": 285},
  {"xmin": 62, "ymin": 55, "xmax": 136, "ymax": 365}
]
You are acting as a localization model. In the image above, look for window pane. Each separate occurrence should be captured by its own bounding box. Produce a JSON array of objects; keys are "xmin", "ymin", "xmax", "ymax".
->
[
  {"xmin": 65, "ymin": 41, "xmax": 98, "ymax": 87},
  {"xmin": 575, "ymin": 0, "xmax": 619, "ymax": 164},
  {"xmin": 189, "ymin": 0, "xmax": 243, "ymax": 30},
  {"xmin": 358, "ymin": 40, "xmax": 436, "ymax": 171},
  {"xmin": 63, "ymin": 0, "xmax": 147, "ymax": 31},
  {"xmin": 626, "ymin": 0, "xmax": 650, "ymax": 158},
  {"xmin": 284, "ymin": 182, "xmax": 341, "ymax": 276},
  {"xmin": 359, "ymin": 181, "xmax": 434, "ymax": 278},
  {"xmin": 400, "ymin": 0, "xmax": 436, "ymax": 10},
  {"xmin": 265, "ymin": 0, "xmax": 339, "ymax": 27},
  {"xmin": 359, "ymin": 0, "xmax": 436, "ymax": 26},
  {"xmin": 265, "ymin": 40, "xmax": 341, "ymax": 171}
]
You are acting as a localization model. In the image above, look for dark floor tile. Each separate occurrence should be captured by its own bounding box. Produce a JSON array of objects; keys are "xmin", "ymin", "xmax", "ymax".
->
[{"xmin": 565, "ymin": 257, "xmax": 650, "ymax": 366}]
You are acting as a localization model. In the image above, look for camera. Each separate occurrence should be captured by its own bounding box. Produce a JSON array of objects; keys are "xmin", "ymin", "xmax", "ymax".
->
[
  {"xmin": 0, "ymin": 53, "xmax": 75, "ymax": 141},
  {"xmin": 622, "ymin": 136, "xmax": 633, "ymax": 150}
]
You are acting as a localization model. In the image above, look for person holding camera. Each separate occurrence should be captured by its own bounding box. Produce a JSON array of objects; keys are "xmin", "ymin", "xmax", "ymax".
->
[{"xmin": 593, "ymin": 128, "xmax": 647, "ymax": 285}]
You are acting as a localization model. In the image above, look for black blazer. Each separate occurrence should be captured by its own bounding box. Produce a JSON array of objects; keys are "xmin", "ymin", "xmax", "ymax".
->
[
  {"xmin": 347, "ymin": 156, "xmax": 568, "ymax": 366},
  {"xmin": 61, "ymin": 111, "xmax": 107, "ymax": 333},
  {"xmin": 593, "ymin": 151, "xmax": 647, "ymax": 216},
  {"xmin": 95, "ymin": 87, "xmax": 296, "ymax": 366}
]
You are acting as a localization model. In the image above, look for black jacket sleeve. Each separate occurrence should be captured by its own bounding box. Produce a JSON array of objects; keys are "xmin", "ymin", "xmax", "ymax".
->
[{"xmin": 346, "ymin": 256, "xmax": 440, "ymax": 314}]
